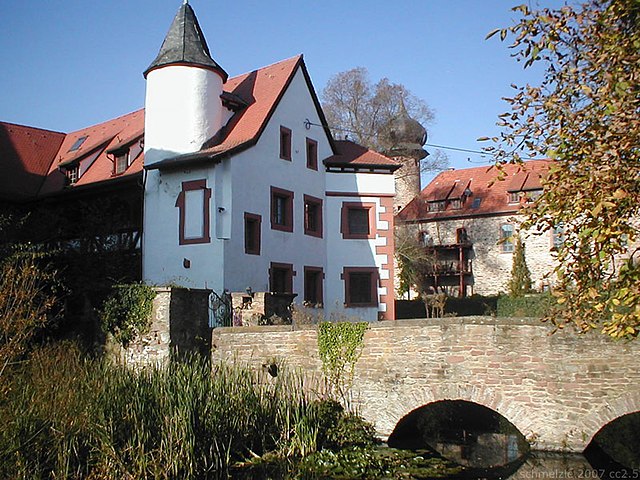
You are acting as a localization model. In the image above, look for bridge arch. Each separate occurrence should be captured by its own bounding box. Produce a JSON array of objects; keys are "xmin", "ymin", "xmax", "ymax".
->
[
  {"xmin": 372, "ymin": 383, "xmax": 536, "ymax": 444},
  {"xmin": 579, "ymin": 389, "xmax": 640, "ymax": 451}
]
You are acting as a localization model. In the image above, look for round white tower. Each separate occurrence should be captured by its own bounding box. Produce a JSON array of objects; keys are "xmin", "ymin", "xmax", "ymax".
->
[{"xmin": 143, "ymin": 2, "xmax": 228, "ymax": 166}]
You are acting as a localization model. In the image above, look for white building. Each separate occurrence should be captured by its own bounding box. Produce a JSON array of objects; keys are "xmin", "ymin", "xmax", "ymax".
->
[{"xmin": 142, "ymin": 3, "xmax": 399, "ymax": 321}]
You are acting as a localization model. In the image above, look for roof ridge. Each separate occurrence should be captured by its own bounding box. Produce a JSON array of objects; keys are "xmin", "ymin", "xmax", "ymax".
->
[
  {"xmin": 66, "ymin": 108, "xmax": 144, "ymax": 135},
  {"xmin": 229, "ymin": 54, "xmax": 303, "ymax": 78},
  {"xmin": 0, "ymin": 121, "xmax": 66, "ymax": 136}
]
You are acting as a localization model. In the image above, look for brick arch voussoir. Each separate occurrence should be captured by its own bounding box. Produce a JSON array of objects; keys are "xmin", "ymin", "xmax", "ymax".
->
[
  {"xmin": 384, "ymin": 383, "xmax": 533, "ymax": 441},
  {"xmin": 581, "ymin": 390, "xmax": 640, "ymax": 450}
]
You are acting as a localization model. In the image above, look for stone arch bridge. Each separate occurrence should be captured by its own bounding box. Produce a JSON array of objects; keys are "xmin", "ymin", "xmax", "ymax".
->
[{"xmin": 211, "ymin": 317, "xmax": 640, "ymax": 452}]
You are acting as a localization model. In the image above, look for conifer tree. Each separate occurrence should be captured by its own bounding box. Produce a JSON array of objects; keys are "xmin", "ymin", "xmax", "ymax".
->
[{"xmin": 508, "ymin": 236, "xmax": 532, "ymax": 297}]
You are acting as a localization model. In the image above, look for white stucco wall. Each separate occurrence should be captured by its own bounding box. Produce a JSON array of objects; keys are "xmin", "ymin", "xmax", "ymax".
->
[
  {"xmin": 142, "ymin": 63, "xmax": 397, "ymax": 321},
  {"xmin": 144, "ymin": 66, "xmax": 226, "ymax": 165},
  {"xmin": 325, "ymin": 172, "xmax": 396, "ymax": 322},
  {"xmin": 142, "ymin": 165, "xmax": 228, "ymax": 293},
  {"xmin": 223, "ymin": 68, "xmax": 330, "ymax": 299}
]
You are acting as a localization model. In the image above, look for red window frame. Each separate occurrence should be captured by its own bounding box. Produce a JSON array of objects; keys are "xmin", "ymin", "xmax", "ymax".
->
[
  {"xmin": 270, "ymin": 262, "xmax": 294, "ymax": 294},
  {"xmin": 244, "ymin": 212, "xmax": 261, "ymax": 255},
  {"xmin": 342, "ymin": 267, "xmax": 379, "ymax": 307},
  {"xmin": 280, "ymin": 126, "xmax": 292, "ymax": 160},
  {"xmin": 306, "ymin": 138, "xmax": 318, "ymax": 170},
  {"xmin": 271, "ymin": 186, "xmax": 294, "ymax": 232},
  {"xmin": 175, "ymin": 179, "xmax": 211, "ymax": 245},
  {"xmin": 341, "ymin": 202, "xmax": 376, "ymax": 239},
  {"xmin": 304, "ymin": 194, "xmax": 323, "ymax": 238},
  {"xmin": 304, "ymin": 266, "xmax": 324, "ymax": 305}
]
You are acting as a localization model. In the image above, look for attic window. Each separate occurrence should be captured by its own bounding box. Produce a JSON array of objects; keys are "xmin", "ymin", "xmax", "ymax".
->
[
  {"xmin": 66, "ymin": 165, "xmax": 79, "ymax": 184},
  {"xmin": 450, "ymin": 198, "xmax": 463, "ymax": 210},
  {"xmin": 508, "ymin": 192, "xmax": 521, "ymax": 204},
  {"xmin": 68, "ymin": 136, "xmax": 88, "ymax": 152},
  {"xmin": 427, "ymin": 201, "xmax": 445, "ymax": 212},
  {"xmin": 526, "ymin": 189, "xmax": 543, "ymax": 203},
  {"xmin": 471, "ymin": 198, "xmax": 482, "ymax": 209},
  {"xmin": 114, "ymin": 151, "xmax": 129, "ymax": 175}
]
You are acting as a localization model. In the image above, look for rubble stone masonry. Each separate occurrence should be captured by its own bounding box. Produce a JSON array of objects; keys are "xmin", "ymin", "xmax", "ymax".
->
[{"xmin": 211, "ymin": 317, "xmax": 640, "ymax": 453}]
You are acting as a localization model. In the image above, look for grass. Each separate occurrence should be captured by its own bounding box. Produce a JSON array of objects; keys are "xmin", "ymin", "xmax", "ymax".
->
[{"xmin": 0, "ymin": 342, "xmax": 322, "ymax": 479}]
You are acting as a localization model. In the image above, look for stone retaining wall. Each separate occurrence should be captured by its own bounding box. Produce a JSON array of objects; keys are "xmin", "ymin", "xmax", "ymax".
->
[{"xmin": 211, "ymin": 317, "xmax": 640, "ymax": 453}]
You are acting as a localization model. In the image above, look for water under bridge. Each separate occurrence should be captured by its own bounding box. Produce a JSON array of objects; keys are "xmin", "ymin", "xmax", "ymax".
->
[{"xmin": 211, "ymin": 317, "xmax": 640, "ymax": 453}]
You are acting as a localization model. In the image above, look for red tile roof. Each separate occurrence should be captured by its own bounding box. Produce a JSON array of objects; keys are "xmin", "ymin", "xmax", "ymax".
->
[
  {"xmin": 324, "ymin": 140, "xmax": 400, "ymax": 169},
  {"xmin": 39, "ymin": 109, "xmax": 145, "ymax": 196},
  {"xmin": 148, "ymin": 55, "xmax": 332, "ymax": 168},
  {"xmin": 0, "ymin": 122, "xmax": 65, "ymax": 200},
  {"xmin": 1, "ymin": 55, "xmax": 382, "ymax": 200},
  {"xmin": 397, "ymin": 159, "xmax": 552, "ymax": 222}
]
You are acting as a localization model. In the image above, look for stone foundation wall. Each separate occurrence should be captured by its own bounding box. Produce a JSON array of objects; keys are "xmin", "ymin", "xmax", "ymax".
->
[
  {"xmin": 211, "ymin": 317, "xmax": 640, "ymax": 453},
  {"xmin": 113, "ymin": 287, "xmax": 211, "ymax": 365}
]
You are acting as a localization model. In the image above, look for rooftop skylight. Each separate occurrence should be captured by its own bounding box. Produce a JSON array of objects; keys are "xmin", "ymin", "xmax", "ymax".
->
[{"xmin": 68, "ymin": 136, "xmax": 88, "ymax": 152}]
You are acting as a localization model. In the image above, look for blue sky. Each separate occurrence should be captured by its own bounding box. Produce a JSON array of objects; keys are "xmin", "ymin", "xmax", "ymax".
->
[{"xmin": 0, "ymin": 1, "xmax": 560, "ymax": 182}]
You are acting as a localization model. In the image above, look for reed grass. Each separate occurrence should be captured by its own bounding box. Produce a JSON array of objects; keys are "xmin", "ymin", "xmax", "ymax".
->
[{"xmin": 0, "ymin": 342, "xmax": 321, "ymax": 479}]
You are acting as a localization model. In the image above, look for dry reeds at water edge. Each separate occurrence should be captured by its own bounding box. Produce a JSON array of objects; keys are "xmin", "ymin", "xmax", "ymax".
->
[{"xmin": 0, "ymin": 342, "xmax": 322, "ymax": 479}]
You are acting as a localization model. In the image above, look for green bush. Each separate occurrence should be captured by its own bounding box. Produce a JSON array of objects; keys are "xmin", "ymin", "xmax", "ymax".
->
[
  {"xmin": 100, "ymin": 283, "xmax": 156, "ymax": 346},
  {"xmin": 309, "ymin": 399, "xmax": 379, "ymax": 451},
  {"xmin": 497, "ymin": 292, "xmax": 553, "ymax": 318}
]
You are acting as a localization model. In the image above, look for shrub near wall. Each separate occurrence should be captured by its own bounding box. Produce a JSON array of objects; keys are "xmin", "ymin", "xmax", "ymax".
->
[{"xmin": 496, "ymin": 293, "xmax": 553, "ymax": 318}]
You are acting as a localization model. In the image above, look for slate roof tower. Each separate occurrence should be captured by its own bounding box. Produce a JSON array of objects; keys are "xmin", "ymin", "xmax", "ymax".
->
[
  {"xmin": 379, "ymin": 101, "xmax": 428, "ymax": 213},
  {"xmin": 143, "ymin": 1, "xmax": 228, "ymax": 166}
]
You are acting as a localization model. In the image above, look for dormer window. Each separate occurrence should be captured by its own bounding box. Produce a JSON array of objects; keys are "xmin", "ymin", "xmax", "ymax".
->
[
  {"xmin": 427, "ymin": 201, "xmax": 446, "ymax": 212},
  {"xmin": 508, "ymin": 192, "xmax": 521, "ymax": 204},
  {"xmin": 68, "ymin": 136, "xmax": 88, "ymax": 152},
  {"xmin": 66, "ymin": 165, "xmax": 79, "ymax": 184},
  {"xmin": 114, "ymin": 150, "xmax": 129, "ymax": 175},
  {"xmin": 450, "ymin": 198, "xmax": 463, "ymax": 210},
  {"xmin": 526, "ymin": 189, "xmax": 543, "ymax": 203}
]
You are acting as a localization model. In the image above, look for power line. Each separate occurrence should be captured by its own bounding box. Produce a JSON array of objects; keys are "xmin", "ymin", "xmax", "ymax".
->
[{"xmin": 304, "ymin": 119, "xmax": 491, "ymax": 158}]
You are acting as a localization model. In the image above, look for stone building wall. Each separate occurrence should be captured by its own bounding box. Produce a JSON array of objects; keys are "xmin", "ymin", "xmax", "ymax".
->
[
  {"xmin": 402, "ymin": 214, "xmax": 558, "ymax": 295},
  {"xmin": 393, "ymin": 156, "xmax": 421, "ymax": 214},
  {"xmin": 210, "ymin": 318, "xmax": 640, "ymax": 453}
]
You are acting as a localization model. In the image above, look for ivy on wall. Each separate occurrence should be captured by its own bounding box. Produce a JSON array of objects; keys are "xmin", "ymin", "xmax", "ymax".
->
[
  {"xmin": 100, "ymin": 283, "xmax": 156, "ymax": 347},
  {"xmin": 317, "ymin": 321, "xmax": 367, "ymax": 400}
]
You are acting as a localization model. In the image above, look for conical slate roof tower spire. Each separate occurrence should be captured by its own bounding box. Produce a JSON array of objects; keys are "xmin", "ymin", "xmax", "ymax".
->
[{"xmin": 144, "ymin": 1, "xmax": 228, "ymax": 81}]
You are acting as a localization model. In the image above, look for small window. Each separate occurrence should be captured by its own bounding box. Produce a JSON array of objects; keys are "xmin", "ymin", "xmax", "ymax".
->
[
  {"xmin": 306, "ymin": 138, "xmax": 318, "ymax": 170},
  {"xmin": 526, "ymin": 189, "xmax": 543, "ymax": 203},
  {"xmin": 66, "ymin": 165, "xmax": 79, "ymax": 184},
  {"xmin": 244, "ymin": 213, "xmax": 261, "ymax": 255},
  {"xmin": 420, "ymin": 231, "xmax": 433, "ymax": 246},
  {"xmin": 456, "ymin": 227, "xmax": 468, "ymax": 244},
  {"xmin": 68, "ymin": 136, "xmax": 88, "ymax": 152},
  {"xmin": 450, "ymin": 198, "xmax": 462, "ymax": 209},
  {"xmin": 114, "ymin": 151, "xmax": 129, "ymax": 175},
  {"xmin": 341, "ymin": 202, "xmax": 376, "ymax": 239},
  {"xmin": 508, "ymin": 192, "xmax": 521, "ymax": 204},
  {"xmin": 280, "ymin": 126, "xmax": 292, "ymax": 160},
  {"xmin": 427, "ymin": 201, "xmax": 446, "ymax": 212},
  {"xmin": 552, "ymin": 224, "xmax": 565, "ymax": 250},
  {"xmin": 304, "ymin": 266, "xmax": 323, "ymax": 305},
  {"xmin": 304, "ymin": 195, "xmax": 323, "ymax": 238},
  {"xmin": 270, "ymin": 262, "xmax": 294, "ymax": 294},
  {"xmin": 343, "ymin": 267, "xmax": 379, "ymax": 307},
  {"xmin": 175, "ymin": 179, "xmax": 212, "ymax": 245},
  {"xmin": 271, "ymin": 186, "xmax": 294, "ymax": 232},
  {"xmin": 471, "ymin": 198, "xmax": 482, "ymax": 209},
  {"xmin": 500, "ymin": 224, "xmax": 514, "ymax": 253}
]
